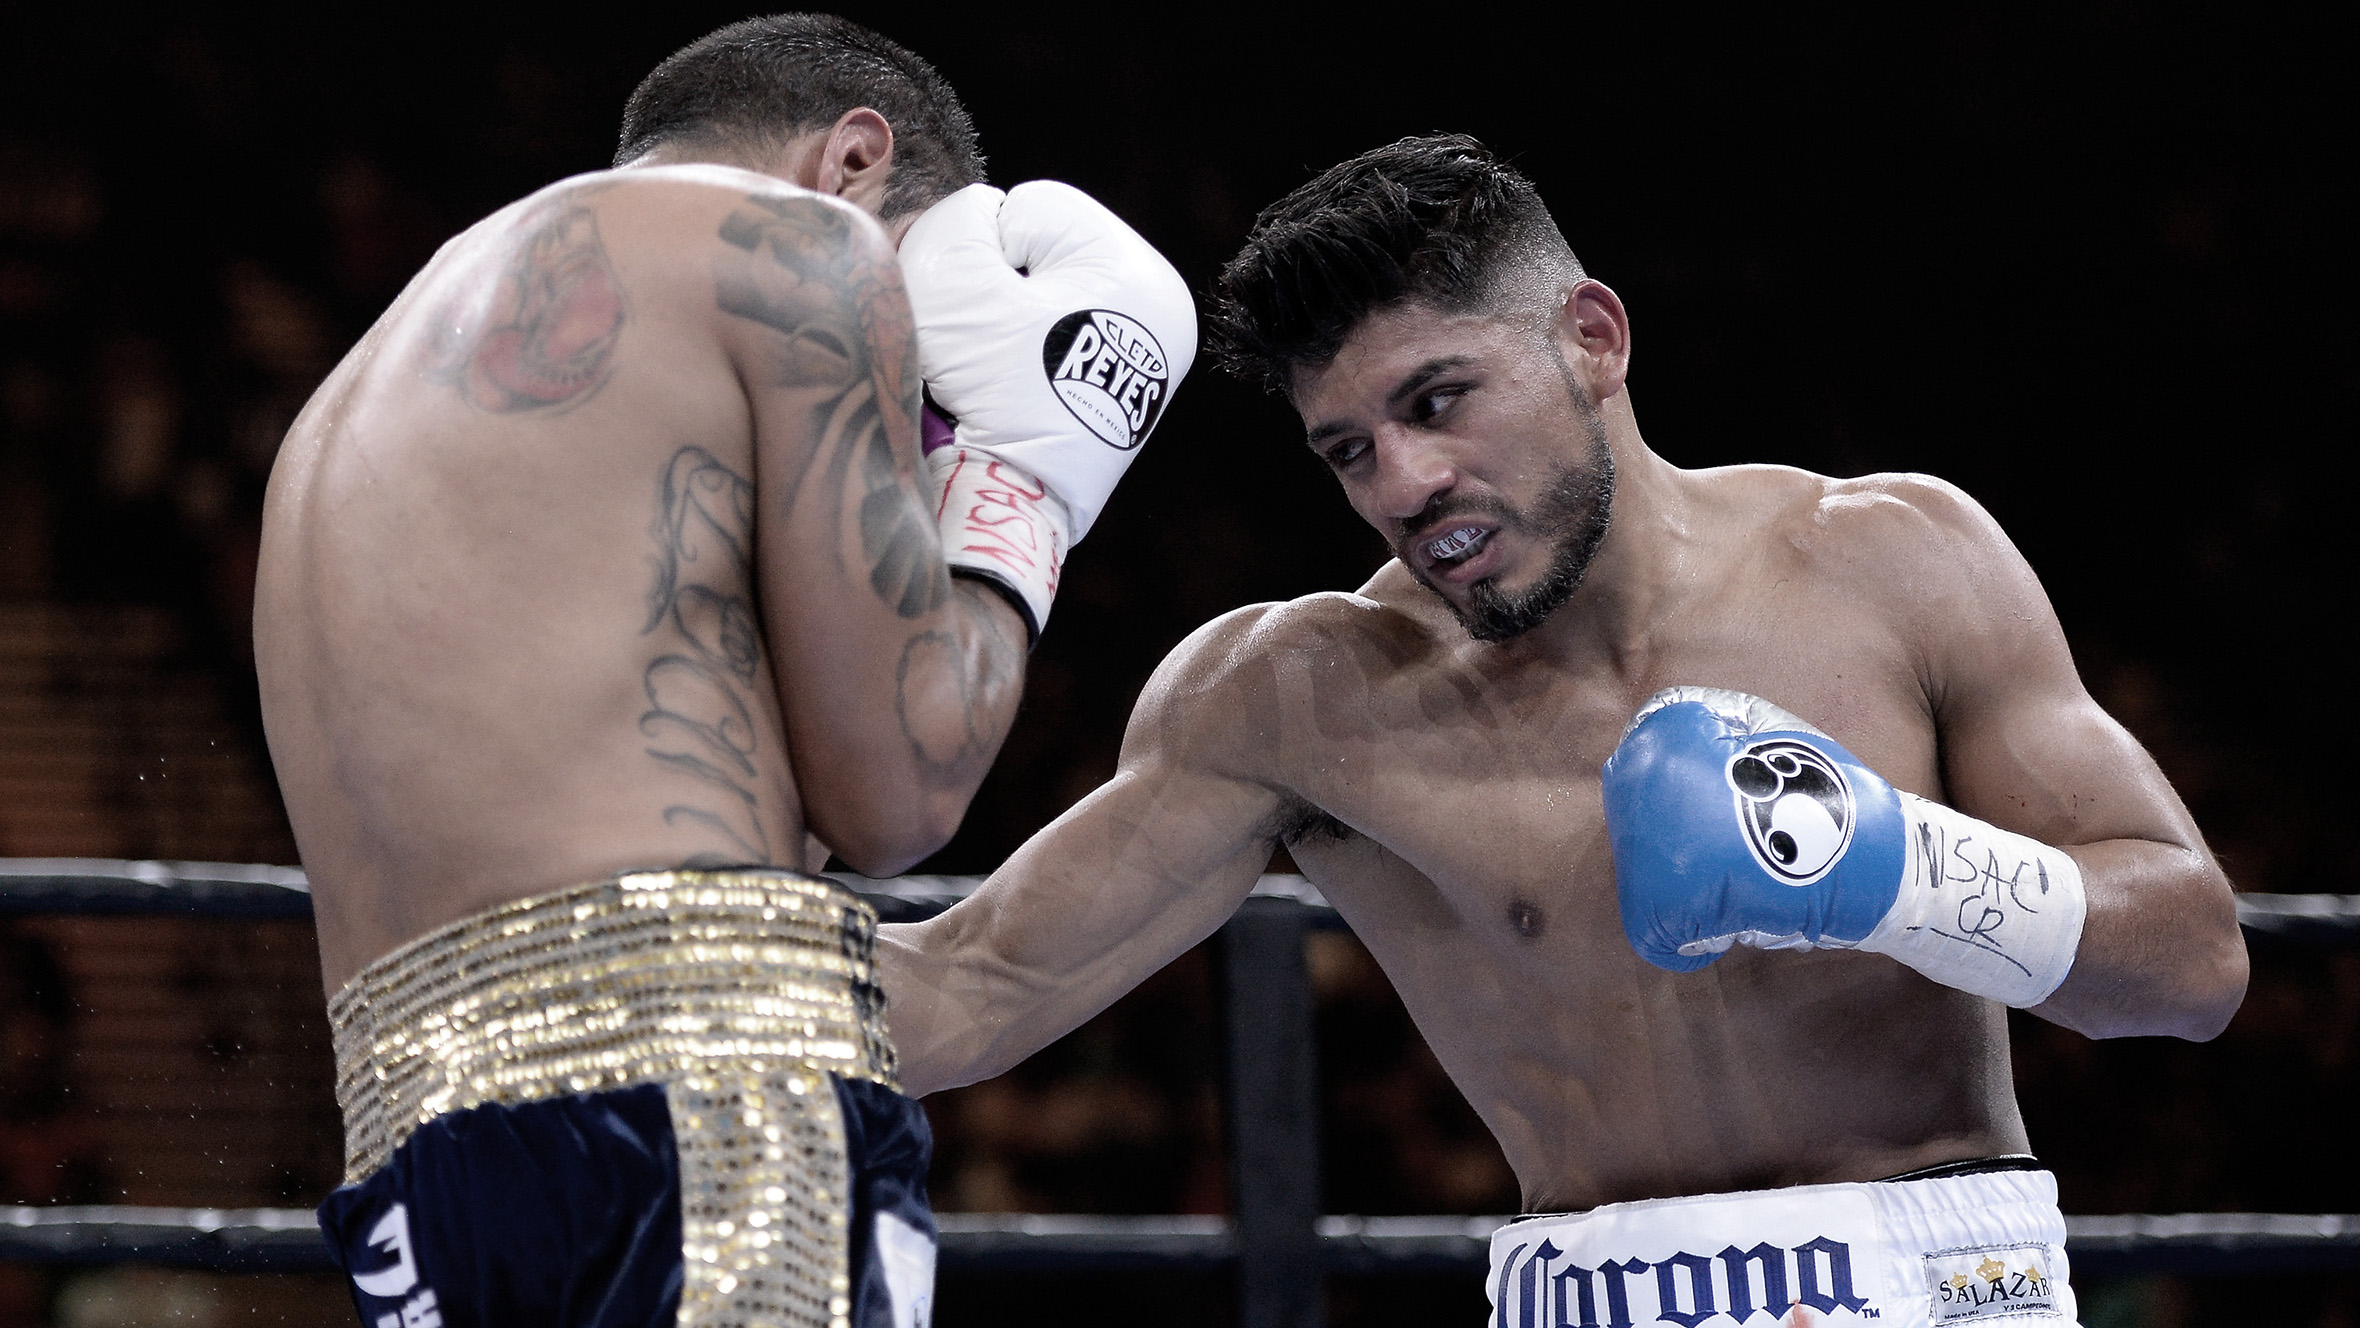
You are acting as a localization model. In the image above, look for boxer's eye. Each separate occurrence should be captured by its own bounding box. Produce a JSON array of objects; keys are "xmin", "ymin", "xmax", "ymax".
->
[{"xmin": 1411, "ymin": 386, "xmax": 1466, "ymax": 424}]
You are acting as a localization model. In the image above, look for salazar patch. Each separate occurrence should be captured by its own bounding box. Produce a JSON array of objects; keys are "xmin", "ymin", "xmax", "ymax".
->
[{"xmin": 1924, "ymin": 1243, "xmax": 2064, "ymax": 1322}]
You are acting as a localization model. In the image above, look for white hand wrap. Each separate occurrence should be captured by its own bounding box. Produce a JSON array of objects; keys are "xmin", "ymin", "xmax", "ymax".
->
[
  {"xmin": 927, "ymin": 446, "xmax": 1063, "ymax": 636},
  {"xmin": 1858, "ymin": 793, "xmax": 2088, "ymax": 1007},
  {"xmin": 900, "ymin": 180, "xmax": 1196, "ymax": 639}
]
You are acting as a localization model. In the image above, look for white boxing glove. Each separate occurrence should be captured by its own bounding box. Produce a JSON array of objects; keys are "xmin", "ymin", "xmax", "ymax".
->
[{"xmin": 899, "ymin": 181, "xmax": 1197, "ymax": 639}]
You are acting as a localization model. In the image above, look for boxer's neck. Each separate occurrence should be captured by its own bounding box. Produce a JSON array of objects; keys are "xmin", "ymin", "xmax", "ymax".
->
[
  {"xmin": 629, "ymin": 128, "xmax": 917, "ymax": 245},
  {"xmin": 1486, "ymin": 399, "xmax": 1707, "ymax": 671}
]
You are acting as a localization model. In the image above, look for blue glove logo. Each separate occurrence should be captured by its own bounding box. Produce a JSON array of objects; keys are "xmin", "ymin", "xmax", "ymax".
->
[{"xmin": 1725, "ymin": 740, "xmax": 1856, "ymax": 885}]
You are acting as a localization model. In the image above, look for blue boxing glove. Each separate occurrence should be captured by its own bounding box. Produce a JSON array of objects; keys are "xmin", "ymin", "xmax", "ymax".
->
[{"xmin": 1601, "ymin": 686, "xmax": 2086, "ymax": 1007}]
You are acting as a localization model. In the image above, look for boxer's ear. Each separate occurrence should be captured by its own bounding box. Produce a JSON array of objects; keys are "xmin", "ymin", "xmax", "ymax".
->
[
  {"xmin": 1552, "ymin": 279, "xmax": 1633, "ymax": 403},
  {"xmin": 816, "ymin": 107, "xmax": 896, "ymax": 215}
]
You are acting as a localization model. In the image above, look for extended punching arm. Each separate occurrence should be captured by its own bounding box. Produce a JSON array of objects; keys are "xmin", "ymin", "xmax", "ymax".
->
[{"xmin": 878, "ymin": 608, "xmax": 1284, "ymax": 1096}]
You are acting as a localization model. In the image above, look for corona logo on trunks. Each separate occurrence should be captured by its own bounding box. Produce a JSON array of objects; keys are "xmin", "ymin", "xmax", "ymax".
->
[
  {"xmin": 1042, "ymin": 309, "xmax": 1170, "ymax": 451},
  {"xmin": 1496, "ymin": 1234, "xmax": 1873, "ymax": 1327},
  {"xmin": 1725, "ymin": 740, "xmax": 1856, "ymax": 885}
]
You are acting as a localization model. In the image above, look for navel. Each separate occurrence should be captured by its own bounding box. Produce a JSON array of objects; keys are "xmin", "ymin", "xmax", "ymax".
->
[{"xmin": 1507, "ymin": 899, "xmax": 1547, "ymax": 940}]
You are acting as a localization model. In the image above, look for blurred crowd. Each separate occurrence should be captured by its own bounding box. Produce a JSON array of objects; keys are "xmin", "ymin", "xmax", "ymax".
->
[{"xmin": 0, "ymin": 138, "xmax": 433, "ymax": 661}]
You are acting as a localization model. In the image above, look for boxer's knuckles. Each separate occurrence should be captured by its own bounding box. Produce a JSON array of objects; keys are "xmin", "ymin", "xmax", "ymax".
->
[{"xmin": 1602, "ymin": 697, "xmax": 1909, "ymax": 971}]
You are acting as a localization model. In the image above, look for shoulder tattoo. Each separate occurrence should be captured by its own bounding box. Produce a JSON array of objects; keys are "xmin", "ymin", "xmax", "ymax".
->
[
  {"xmin": 431, "ymin": 200, "xmax": 627, "ymax": 412},
  {"xmin": 712, "ymin": 192, "xmax": 948, "ymax": 620}
]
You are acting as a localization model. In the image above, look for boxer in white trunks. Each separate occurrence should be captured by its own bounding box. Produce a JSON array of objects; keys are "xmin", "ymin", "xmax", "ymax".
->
[{"xmin": 876, "ymin": 134, "xmax": 2245, "ymax": 1327}]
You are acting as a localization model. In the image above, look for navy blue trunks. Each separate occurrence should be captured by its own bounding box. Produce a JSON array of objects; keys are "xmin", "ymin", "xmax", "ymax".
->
[
  {"xmin": 319, "ymin": 870, "xmax": 929, "ymax": 1328},
  {"xmin": 319, "ymin": 1075, "xmax": 935, "ymax": 1328}
]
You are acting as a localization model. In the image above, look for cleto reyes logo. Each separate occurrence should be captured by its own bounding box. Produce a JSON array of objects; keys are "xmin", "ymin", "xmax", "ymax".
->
[{"xmin": 1042, "ymin": 309, "xmax": 1169, "ymax": 451}]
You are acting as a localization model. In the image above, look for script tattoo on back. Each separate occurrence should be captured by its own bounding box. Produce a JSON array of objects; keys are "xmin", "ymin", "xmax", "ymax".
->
[
  {"xmin": 639, "ymin": 445, "xmax": 772, "ymax": 865},
  {"xmin": 432, "ymin": 200, "xmax": 626, "ymax": 412},
  {"xmin": 711, "ymin": 192, "xmax": 950, "ymax": 619}
]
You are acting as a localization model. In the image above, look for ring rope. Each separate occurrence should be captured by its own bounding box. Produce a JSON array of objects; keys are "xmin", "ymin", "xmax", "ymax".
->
[
  {"xmin": 3, "ymin": 859, "xmax": 2351, "ymax": 938},
  {"xmin": 4, "ymin": 860, "xmax": 2353, "ymax": 1280},
  {"xmin": 8, "ymin": 1206, "xmax": 2358, "ymax": 1275}
]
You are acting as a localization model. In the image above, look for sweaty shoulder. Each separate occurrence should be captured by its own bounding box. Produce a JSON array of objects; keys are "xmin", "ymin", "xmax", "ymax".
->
[
  {"xmin": 1701, "ymin": 465, "xmax": 2020, "ymax": 598},
  {"xmin": 1807, "ymin": 470, "xmax": 2022, "ymax": 600},
  {"xmin": 498, "ymin": 164, "xmax": 897, "ymax": 324},
  {"xmin": 1712, "ymin": 465, "xmax": 2057, "ymax": 693},
  {"xmin": 1125, "ymin": 590, "xmax": 1434, "ymax": 780}
]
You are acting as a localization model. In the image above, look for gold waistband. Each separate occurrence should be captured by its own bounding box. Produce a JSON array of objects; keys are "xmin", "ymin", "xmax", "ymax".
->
[{"xmin": 328, "ymin": 868, "xmax": 896, "ymax": 1183}]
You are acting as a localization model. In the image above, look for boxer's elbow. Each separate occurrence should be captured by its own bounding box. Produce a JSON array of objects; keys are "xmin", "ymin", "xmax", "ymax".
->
[
  {"xmin": 2145, "ymin": 870, "xmax": 2250, "ymax": 1042},
  {"xmin": 2167, "ymin": 929, "xmax": 2249, "ymax": 1042},
  {"xmin": 2119, "ymin": 939, "xmax": 2246, "ymax": 1042},
  {"xmin": 2042, "ymin": 919, "xmax": 2248, "ymax": 1042},
  {"xmin": 814, "ymin": 816, "xmax": 954, "ymax": 881},
  {"xmin": 806, "ymin": 789, "xmax": 966, "ymax": 879},
  {"xmin": 823, "ymin": 736, "xmax": 1002, "ymax": 877}
]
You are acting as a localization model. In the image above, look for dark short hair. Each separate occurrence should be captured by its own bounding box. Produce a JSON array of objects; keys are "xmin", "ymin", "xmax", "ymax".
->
[
  {"xmin": 1209, "ymin": 134, "xmax": 1584, "ymax": 396},
  {"xmin": 616, "ymin": 13, "xmax": 986, "ymax": 218}
]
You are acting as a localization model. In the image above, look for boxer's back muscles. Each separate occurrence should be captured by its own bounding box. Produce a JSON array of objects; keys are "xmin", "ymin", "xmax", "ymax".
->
[
  {"xmin": 259, "ymin": 165, "xmax": 1022, "ymax": 992},
  {"xmin": 880, "ymin": 461, "xmax": 2232, "ymax": 1212}
]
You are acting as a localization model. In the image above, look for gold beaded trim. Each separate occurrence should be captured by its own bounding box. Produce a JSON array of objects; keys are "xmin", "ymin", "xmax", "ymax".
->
[{"xmin": 328, "ymin": 868, "xmax": 897, "ymax": 1328}]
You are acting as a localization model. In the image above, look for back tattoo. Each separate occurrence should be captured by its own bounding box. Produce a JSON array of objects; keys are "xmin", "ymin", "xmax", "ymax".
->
[
  {"xmin": 640, "ymin": 446, "xmax": 771, "ymax": 866},
  {"xmin": 431, "ymin": 200, "xmax": 626, "ymax": 412}
]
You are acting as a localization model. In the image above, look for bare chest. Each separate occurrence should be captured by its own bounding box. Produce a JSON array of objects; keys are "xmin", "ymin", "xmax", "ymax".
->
[{"xmin": 1277, "ymin": 597, "xmax": 1940, "ymax": 970}]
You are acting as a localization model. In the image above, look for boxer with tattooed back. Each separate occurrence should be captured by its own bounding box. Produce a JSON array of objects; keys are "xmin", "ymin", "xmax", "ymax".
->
[{"xmin": 254, "ymin": 15, "xmax": 1194, "ymax": 1327}]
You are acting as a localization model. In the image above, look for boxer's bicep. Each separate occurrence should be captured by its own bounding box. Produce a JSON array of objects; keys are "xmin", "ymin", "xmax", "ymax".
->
[
  {"xmin": 1904, "ymin": 488, "xmax": 2243, "ymax": 1037},
  {"xmin": 1915, "ymin": 496, "xmax": 2198, "ymax": 853}
]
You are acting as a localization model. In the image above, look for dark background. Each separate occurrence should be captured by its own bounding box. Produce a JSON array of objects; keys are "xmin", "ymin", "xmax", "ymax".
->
[
  {"xmin": 7, "ymin": 1, "xmax": 2354, "ymax": 883},
  {"xmin": 2, "ymin": 2, "xmax": 2355, "ymax": 1324}
]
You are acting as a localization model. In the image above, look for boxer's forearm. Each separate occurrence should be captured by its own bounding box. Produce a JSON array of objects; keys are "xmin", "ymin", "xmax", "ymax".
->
[
  {"xmin": 876, "ymin": 908, "xmax": 1155, "ymax": 1097},
  {"xmin": 875, "ymin": 922, "xmax": 987, "ymax": 1096},
  {"xmin": 892, "ymin": 576, "xmax": 1028, "ymax": 795},
  {"xmin": 810, "ymin": 579, "xmax": 1025, "ymax": 874},
  {"xmin": 2028, "ymin": 838, "xmax": 2246, "ymax": 1041},
  {"xmin": 879, "ymin": 768, "xmax": 1278, "ymax": 1094}
]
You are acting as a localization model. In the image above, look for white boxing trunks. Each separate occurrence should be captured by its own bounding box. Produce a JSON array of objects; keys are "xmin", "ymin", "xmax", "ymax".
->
[{"xmin": 1486, "ymin": 1162, "xmax": 2077, "ymax": 1328}]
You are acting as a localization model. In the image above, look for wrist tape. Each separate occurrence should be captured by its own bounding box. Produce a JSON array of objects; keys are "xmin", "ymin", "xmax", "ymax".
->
[
  {"xmin": 929, "ymin": 446, "xmax": 1067, "ymax": 643},
  {"xmin": 1855, "ymin": 792, "xmax": 2086, "ymax": 1008}
]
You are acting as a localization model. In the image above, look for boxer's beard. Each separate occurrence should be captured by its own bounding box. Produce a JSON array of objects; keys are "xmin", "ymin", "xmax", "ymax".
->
[{"xmin": 1403, "ymin": 391, "xmax": 1616, "ymax": 643}]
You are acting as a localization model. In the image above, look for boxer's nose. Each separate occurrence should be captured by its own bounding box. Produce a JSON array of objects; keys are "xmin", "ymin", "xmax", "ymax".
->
[{"xmin": 1367, "ymin": 424, "xmax": 1458, "ymax": 524}]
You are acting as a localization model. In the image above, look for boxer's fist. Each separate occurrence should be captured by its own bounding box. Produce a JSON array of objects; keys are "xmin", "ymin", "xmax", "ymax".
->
[
  {"xmin": 1601, "ymin": 688, "xmax": 1909, "ymax": 972},
  {"xmin": 900, "ymin": 182, "xmax": 1196, "ymax": 637},
  {"xmin": 1601, "ymin": 686, "xmax": 2085, "ymax": 1006}
]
